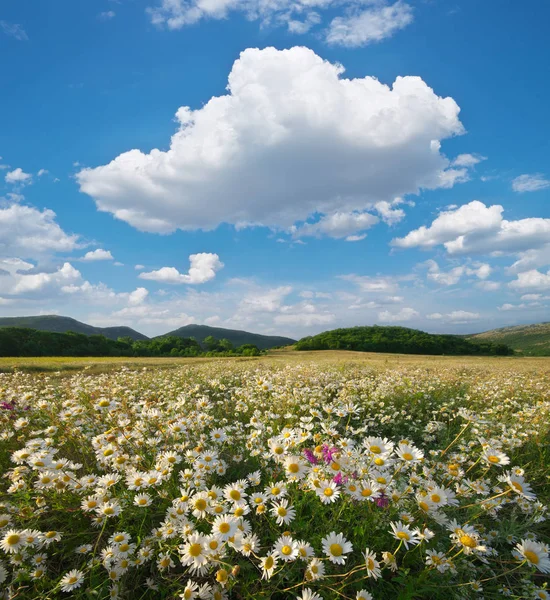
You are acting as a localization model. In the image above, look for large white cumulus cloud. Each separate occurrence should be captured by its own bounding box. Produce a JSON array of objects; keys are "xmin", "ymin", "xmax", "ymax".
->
[{"xmin": 77, "ymin": 46, "xmax": 464, "ymax": 234}]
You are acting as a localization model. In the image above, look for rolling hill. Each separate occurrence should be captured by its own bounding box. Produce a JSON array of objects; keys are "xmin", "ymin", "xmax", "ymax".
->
[
  {"xmin": 466, "ymin": 322, "xmax": 550, "ymax": 356},
  {"xmin": 161, "ymin": 324, "xmax": 296, "ymax": 350},
  {"xmin": 0, "ymin": 315, "xmax": 148, "ymax": 342},
  {"xmin": 295, "ymin": 326, "xmax": 513, "ymax": 356}
]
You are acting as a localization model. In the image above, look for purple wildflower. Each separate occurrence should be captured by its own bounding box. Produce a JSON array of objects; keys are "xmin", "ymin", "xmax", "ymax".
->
[{"xmin": 303, "ymin": 448, "xmax": 318, "ymax": 465}]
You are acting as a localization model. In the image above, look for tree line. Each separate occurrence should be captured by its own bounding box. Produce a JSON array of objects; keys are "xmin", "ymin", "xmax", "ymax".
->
[
  {"xmin": 0, "ymin": 328, "xmax": 262, "ymax": 357},
  {"xmin": 295, "ymin": 326, "xmax": 514, "ymax": 356}
]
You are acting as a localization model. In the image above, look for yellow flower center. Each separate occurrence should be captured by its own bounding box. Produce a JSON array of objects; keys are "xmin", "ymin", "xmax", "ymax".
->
[
  {"xmin": 488, "ymin": 455, "xmax": 500, "ymax": 464},
  {"xmin": 45, "ymin": 531, "xmax": 56, "ymax": 538},
  {"xmin": 511, "ymin": 481, "xmax": 523, "ymax": 492},
  {"xmin": 361, "ymin": 488, "xmax": 372, "ymax": 497},
  {"xmin": 524, "ymin": 550, "xmax": 539, "ymax": 565},
  {"xmin": 330, "ymin": 543, "xmax": 343, "ymax": 557},
  {"xmin": 114, "ymin": 535, "xmax": 124, "ymax": 542},
  {"xmin": 195, "ymin": 499, "xmax": 207, "ymax": 511},
  {"xmin": 189, "ymin": 543, "xmax": 202, "ymax": 557},
  {"xmin": 281, "ymin": 545, "xmax": 293, "ymax": 555},
  {"xmin": 278, "ymin": 507, "xmax": 287, "ymax": 516},
  {"xmin": 370, "ymin": 445, "xmax": 381, "ymax": 454},
  {"xmin": 430, "ymin": 494, "xmax": 441, "ymax": 503},
  {"xmin": 396, "ymin": 532, "xmax": 410, "ymax": 540},
  {"xmin": 68, "ymin": 576, "xmax": 77, "ymax": 584},
  {"xmin": 402, "ymin": 452, "xmax": 413, "ymax": 461},
  {"xmin": 7, "ymin": 534, "xmax": 20, "ymax": 546},
  {"xmin": 288, "ymin": 463, "xmax": 299, "ymax": 473},
  {"xmin": 216, "ymin": 569, "xmax": 228, "ymax": 583},
  {"xmin": 229, "ymin": 490, "xmax": 241, "ymax": 501},
  {"xmin": 219, "ymin": 522, "xmax": 231, "ymax": 534},
  {"xmin": 271, "ymin": 487, "xmax": 281, "ymax": 495},
  {"xmin": 460, "ymin": 535, "xmax": 477, "ymax": 548},
  {"xmin": 264, "ymin": 556, "xmax": 274, "ymax": 569},
  {"xmin": 419, "ymin": 501, "xmax": 430, "ymax": 512},
  {"xmin": 119, "ymin": 543, "xmax": 129, "ymax": 552},
  {"xmin": 324, "ymin": 488, "xmax": 333, "ymax": 497},
  {"xmin": 103, "ymin": 449, "xmax": 114, "ymax": 457}
]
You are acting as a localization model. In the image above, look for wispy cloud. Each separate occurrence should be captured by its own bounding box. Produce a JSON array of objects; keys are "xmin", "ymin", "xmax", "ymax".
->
[{"xmin": 0, "ymin": 21, "xmax": 28, "ymax": 41}]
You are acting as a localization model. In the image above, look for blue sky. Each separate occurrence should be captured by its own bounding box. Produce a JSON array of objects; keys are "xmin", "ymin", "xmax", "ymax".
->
[{"xmin": 0, "ymin": 0, "xmax": 549, "ymax": 338}]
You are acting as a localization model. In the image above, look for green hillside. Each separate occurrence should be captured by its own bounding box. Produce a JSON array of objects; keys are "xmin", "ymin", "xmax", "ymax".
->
[
  {"xmin": 296, "ymin": 325, "xmax": 513, "ymax": 356},
  {"xmin": 0, "ymin": 315, "xmax": 148, "ymax": 341},
  {"xmin": 162, "ymin": 324, "xmax": 295, "ymax": 350},
  {"xmin": 466, "ymin": 322, "xmax": 550, "ymax": 356}
]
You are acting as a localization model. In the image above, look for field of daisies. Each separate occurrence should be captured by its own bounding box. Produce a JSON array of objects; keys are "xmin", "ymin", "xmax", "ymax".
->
[{"xmin": 1, "ymin": 361, "xmax": 549, "ymax": 600}]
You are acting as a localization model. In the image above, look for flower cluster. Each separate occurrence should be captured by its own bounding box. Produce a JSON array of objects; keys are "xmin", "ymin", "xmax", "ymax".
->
[{"xmin": 0, "ymin": 363, "xmax": 549, "ymax": 599}]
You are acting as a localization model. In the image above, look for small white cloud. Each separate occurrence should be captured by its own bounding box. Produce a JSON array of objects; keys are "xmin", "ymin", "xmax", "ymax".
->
[
  {"xmin": 451, "ymin": 153, "xmax": 486, "ymax": 168},
  {"xmin": 291, "ymin": 212, "xmax": 379, "ymax": 240},
  {"xmin": 341, "ymin": 274, "xmax": 400, "ymax": 293},
  {"xmin": 476, "ymin": 280, "xmax": 500, "ymax": 291},
  {"xmin": 378, "ymin": 307, "xmax": 418, "ymax": 322},
  {"xmin": 509, "ymin": 269, "xmax": 550, "ymax": 291},
  {"xmin": 135, "ymin": 264, "xmax": 145, "ymax": 270},
  {"xmin": 0, "ymin": 204, "xmax": 80, "ymax": 259},
  {"xmin": 139, "ymin": 253, "xmax": 223, "ymax": 284},
  {"xmin": 37, "ymin": 169, "xmax": 49, "ymax": 177},
  {"xmin": 5, "ymin": 168, "xmax": 32, "ymax": 185},
  {"xmin": 99, "ymin": 11, "xmax": 116, "ymax": 20},
  {"xmin": 512, "ymin": 173, "xmax": 550, "ymax": 193},
  {"xmin": 498, "ymin": 303, "xmax": 527, "ymax": 311},
  {"xmin": 81, "ymin": 249, "xmax": 114, "ymax": 262},
  {"xmin": 326, "ymin": 2, "xmax": 413, "ymax": 47},
  {"xmin": 426, "ymin": 312, "xmax": 443, "ymax": 320}
]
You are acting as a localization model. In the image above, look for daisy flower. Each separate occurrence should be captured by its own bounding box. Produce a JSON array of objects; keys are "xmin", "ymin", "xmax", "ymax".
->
[
  {"xmin": 134, "ymin": 493, "xmax": 152, "ymax": 507},
  {"xmin": 514, "ymin": 540, "xmax": 550, "ymax": 573},
  {"xmin": 305, "ymin": 557, "xmax": 325, "ymax": 581},
  {"xmin": 396, "ymin": 443, "xmax": 423, "ymax": 465},
  {"xmin": 357, "ymin": 592, "xmax": 373, "ymax": 600},
  {"xmin": 284, "ymin": 456, "xmax": 308, "ymax": 480},
  {"xmin": 482, "ymin": 447, "xmax": 510, "ymax": 467},
  {"xmin": 273, "ymin": 535, "xmax": 299, "ymax": 562},
  {"xmin": 321, "ymin": 532, "xmax": 353, "ymax": 565},
  {"xmin": 260, "ymin": 554, "xmax": 278, "ymax": 579},
  {"xmin": 316, "ymin": 481, "xmax": 340, "ymax": 504},
  {"xmin": 0, "ymin": 530, "xmax": 25, "ymax": 554},
  {"xmin": 180, "ymin": 534, "xmax": 209, "ymax": 572},
  {"xmin": 180, "ymin": 579, "xmax": 199, "ymax": 600},
  {"xmin": 211, "ymin": 515, "xmax": 238, "ymax": 541},
  {"xmin": 390, "ymin": 521, "xmax": 421, "ymax": 549},
  {"xmin": 296, "ymin": 589, "xmax": 323, "ymax": 600},
  {"xmin": 59, "ymin": 569, "xmax": 85, "ymax": 592},
  {"xmin": 271, "ymin": 499, "xmax": 296, "ymax": 526},
  {"xmin": 363, "ymin": 548, "xmax": 381, "ymax": 579}
]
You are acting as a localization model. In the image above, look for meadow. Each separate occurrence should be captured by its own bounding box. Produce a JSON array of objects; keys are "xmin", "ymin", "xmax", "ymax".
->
[{"xmin": 0, "ymin": 352, "xmax": 549, "ymax": 599}]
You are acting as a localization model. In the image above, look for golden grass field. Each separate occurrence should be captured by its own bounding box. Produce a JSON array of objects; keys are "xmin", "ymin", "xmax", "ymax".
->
[{"xmin": 1, "ymin": 348, "xmax": 549, "ymax": 374}]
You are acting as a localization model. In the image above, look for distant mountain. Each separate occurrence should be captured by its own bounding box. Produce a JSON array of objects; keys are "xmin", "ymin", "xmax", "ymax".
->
[
  {"xmin": 466, "ymin": 322, "xmax": 550, "ymax": 356},
  {"xmin": 295, "ymin": 325, "xmax": 513, "ymax": 356},
  {"xmin": 161, "ymin": 324, "xmax": 296, "ymax": 350},
  {"xmin": 0, "ymin": 315, "xmax": 148, "ymax": 342}
]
